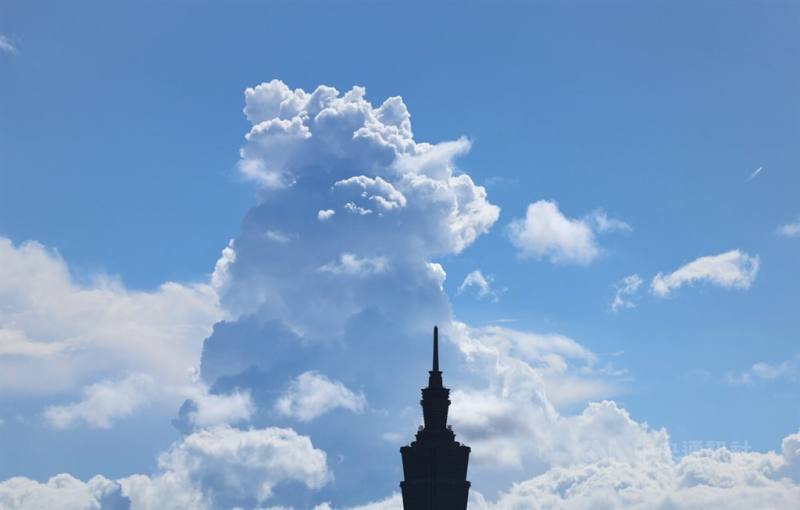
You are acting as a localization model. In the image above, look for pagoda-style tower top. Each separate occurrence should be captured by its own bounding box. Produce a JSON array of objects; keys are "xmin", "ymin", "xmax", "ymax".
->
[{"xmin": 400, "ymin": 326, "xmax": 471, "ymax": 509}]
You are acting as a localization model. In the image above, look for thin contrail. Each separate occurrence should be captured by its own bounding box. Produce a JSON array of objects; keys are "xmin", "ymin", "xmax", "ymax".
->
[{"xmin": 746, "ymin": 166, "xmax": 763, "ymax": 181}]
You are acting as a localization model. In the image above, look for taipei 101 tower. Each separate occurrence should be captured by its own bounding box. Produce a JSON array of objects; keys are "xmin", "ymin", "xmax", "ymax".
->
[{"xmin": 400, "ymin": 326, "xmax": 471, "ymax": 509}]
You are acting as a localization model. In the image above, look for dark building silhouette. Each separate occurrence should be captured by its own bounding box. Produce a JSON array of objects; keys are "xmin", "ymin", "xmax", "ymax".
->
[{"xmin": 400, "ymin": 326, "xmax": 471, "ymax": 509}]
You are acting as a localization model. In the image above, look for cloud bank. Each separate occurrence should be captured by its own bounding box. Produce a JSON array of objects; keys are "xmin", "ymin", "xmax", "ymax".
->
[
  {"xmin": 0, "ymin": 238, "xmax": 221, "ymax": 396},
  {"xmin": 0, "ymin": 424, "xmax": 330, "ymax": 510},
  {"xmin": 44, "ymin": 373, "xmax": 156, "ymax": 429},
  {"xmin": 468, "ymin": 431, "xmax": 800, "ymax": 510}
]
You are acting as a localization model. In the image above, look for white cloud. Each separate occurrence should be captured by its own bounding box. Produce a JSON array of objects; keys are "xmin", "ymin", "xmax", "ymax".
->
[
  {"xmin": 210, "ymin": 240, "xmax": 236, "ymax": 292},
  {"xmin": 344, "ymin": 202, "xmax": 373, "ymax": 215},
  {"xmin": 335, "ymin": 175, "xmax": 407, "ymax": 211},
  {"xmin": 86, "ymin": 424, "xmax": 329, "ymax": 510},
  {"xmin": 237, "ymin": 117, "xmax": 312, "ymax": 188},
  {"xmin": 0, "ymin": 329, "xmax": 78, "ymax": 358},
  {"xmin": 264, "ymin": 230, "xmax": 291, "ymax": 243},
  {"xmin": 318, "ymin": 253, "xmax": 389, "ymax": 277},
  {"xmin": 777, "ymin": 217, "xmax": 800, "ymax": 238},
  {"xmin": 180, "ymin": 380, "xmax": 255, "ymax": 429},
  {"xmin": 591, "ymin": 209, "xmax": 632, "ymax": 233},
  {"xmin": 44, "ymin": 373, "xmax": 156, "ymax": 429},
  {"xmin": 0, "ymin": 474, "xmax": 127, "ymax": 510},
  {"xmin": 752, "ymin": 359, "xmax": 797, "ymax": 380},
  {"xmin": 298, "ymin": 495, "xmax": 405, "ymax": 510},
  {"xmin": 507, "ymin": 201, "xmax": 630, "ymax": 265},
  {"xmin": 138, "ymin": 425, "xmax": 331, "ymax": 507},
  {"xmin": 0, "ymin": 238, "xmax": 222, "ymax": 395},
  {"xmin": 346, "ymin": 493, "xmax": 402, "ymax": 509},
  {"xmin": 612, "ymin": 274, "xmax": 643, "ymax": 312},
  {"xmin": 235, "ymin": 80, "xmax": 498, "ymax": 256},
  {"xmin": 318, "ymin": 209, "xmax": 336, "ymax": 221},
  {"xmin": 726, "ymin": 355, "xmax": 800, "ymax": 386},
  {"xmin": 426, "ymin": 262, "xmax": 447, "ymax": 290},
  {"xmin": 41, "ymin": 366, "xmax": 254, "ymax": 432},
  {"xmin": 453, "ymin": 322, "xmax": 599, "ymax": 376},
  {"xmin": 0, "ymin": 425, "xmax": 330, "ymax": 510},
  {"xmin": 507, "ymin": 200, "xmax": 597, "ymax": 264},
  {"xmin": 275, "ymin": 371, "xmax": 365, "ymax": 422},
  {"xmin": 449, "ymin": 322, "xmax": 625, "ymax": 468},
  {"xmin": 651, "ymin": 250, "xmax": 760, "ymax": 297},
  {"xmin": 467, "ymin": 433, "xmax": 800, "ymax": 509},
  {"xmin": 458, "ymin": 270, "xmax": 502, "ymax": 302},
  {"xmin": 210, "ymin": 81, "xmax": 498, "ymax": 355},
  {"xmin": 0, "ymin": 35, "xmax": 17, "ymax": 55}
]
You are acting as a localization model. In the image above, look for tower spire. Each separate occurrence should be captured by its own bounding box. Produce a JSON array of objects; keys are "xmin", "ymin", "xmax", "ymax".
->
[
  {"xmin": 432, "ymin": 325, "xmax": 439, "ymax": 372},
  {"xmin": 428, "ymin": 326, "xmax": 442, "ymax": 388}
]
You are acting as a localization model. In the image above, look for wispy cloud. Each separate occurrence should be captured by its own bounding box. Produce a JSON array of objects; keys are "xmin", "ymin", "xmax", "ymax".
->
[
  {"xmin": 44, "ymin": 373, "xmax": 156, "ymax": 429},
  {"xmin": 263, "ymin": 229, "xmax": 291, "ymax": 243},
  {"xmin": 745, "ymin": 166, "xmax": 763, "ymax": 182},
  {"xmin": 777, "ymin": 217, "xmax": 800, "ymax": 238},
  {"xmin": 458, "ymin": 269, "xmax": 504, "ymax": 302},
  {"xmin": 651, "ymin": 250, "xmax": 760, "ymax": 297},
  {"xmin": 317, "ymin": 253, "xmax": 389, "ymax": 276},
  {"xmin": 0, "ymin": 35, "xmax": 17, "ymax": 55},
  {"xmin": 591, "ymin": 209, "xmax": 632, "ymax": 233},
  {"xmin": 611, "ymin": 274, "xmax": 643, "ymax": 312},
  {"xmin": 483, "ymin": 318, "xmax": 517, "ymax": 324},
  {"xmin": 725, "ymin": 355, "xmax": 800, "ymax": 386}
]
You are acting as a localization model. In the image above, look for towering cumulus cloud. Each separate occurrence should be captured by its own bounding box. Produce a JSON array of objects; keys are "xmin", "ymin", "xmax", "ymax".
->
[
  {"xmin": 194, "ymin": 80, "xmax": 501, "ymax": 506},
  {"xmin": 216, "ymin": 80, "xmax": 499, "ymax": 324},
  {"xmin": 203, "ymin": 80, "xmax": 500, "ymax": 392}
]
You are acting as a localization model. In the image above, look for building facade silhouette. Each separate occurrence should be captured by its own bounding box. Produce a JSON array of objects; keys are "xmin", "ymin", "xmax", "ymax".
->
[{"xmin": 400, "ymin": 326, "xmax": 471, "ymax": 509}]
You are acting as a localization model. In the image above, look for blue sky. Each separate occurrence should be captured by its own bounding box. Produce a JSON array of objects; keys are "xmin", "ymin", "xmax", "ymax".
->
[{"xmin": 1, "ymin": 1, "xmax": 799, "ymax": 509}]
